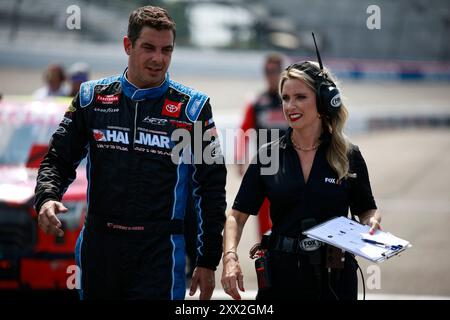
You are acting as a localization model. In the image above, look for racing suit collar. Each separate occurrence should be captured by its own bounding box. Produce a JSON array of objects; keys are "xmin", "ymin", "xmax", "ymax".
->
[{"xmin": 121, "ymin": 68, "xmax": 170, "ymax": 101}]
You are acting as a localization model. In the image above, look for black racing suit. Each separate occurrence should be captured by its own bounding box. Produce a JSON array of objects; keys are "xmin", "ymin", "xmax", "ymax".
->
[{"xmin": 34, "ymin": 70, "xmax": 227, "ymax": 299}]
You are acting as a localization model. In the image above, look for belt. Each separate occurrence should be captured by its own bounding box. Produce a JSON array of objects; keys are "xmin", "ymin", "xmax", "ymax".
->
[
  {"xmin": 85, "ymin": 214, "xmax": 184, "ymax": 235},
  {"xmin": 267, "ymin": 234, "xmax": 323, "ymax": 254}
]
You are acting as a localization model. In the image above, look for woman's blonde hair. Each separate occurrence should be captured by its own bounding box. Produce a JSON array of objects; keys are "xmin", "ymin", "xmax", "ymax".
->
[{"xmin": 279, "ymin": 62, "xmax": 350, "ymax": 181}]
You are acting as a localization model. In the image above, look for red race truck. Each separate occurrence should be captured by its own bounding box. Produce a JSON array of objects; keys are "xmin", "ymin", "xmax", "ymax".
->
[{"xmin": 0, "ymin": 96, "xmax": 86, "ymax": 293}]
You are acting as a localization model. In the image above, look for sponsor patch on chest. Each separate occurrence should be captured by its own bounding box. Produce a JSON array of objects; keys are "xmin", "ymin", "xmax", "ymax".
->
[
  {"xmin": 135, "ymin": 131, "xmax": 171, "ymax": 149},
  {"xmin": 92, "ymin": 129, "xmax": 129, "ymax": 144},
  {"xmin": 162, "ymin": 99, "xmax": 182, "ymax": 118},
  {"xmin": 96, "ymin": 94, "xmax": 120, "ymax": 104}
]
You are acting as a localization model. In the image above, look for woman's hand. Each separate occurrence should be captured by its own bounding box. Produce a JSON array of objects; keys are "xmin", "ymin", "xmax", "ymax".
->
[
  {"xmin": 221, "ymin": 253, "xmax": 245, "ymax": 300},
  {"xmin": 368, "ymin": 216, "xmax": 382, "ymax": 235},
  {"xmin": 358, "ymin": 209, "xmax": 382, "ymax": 235}
]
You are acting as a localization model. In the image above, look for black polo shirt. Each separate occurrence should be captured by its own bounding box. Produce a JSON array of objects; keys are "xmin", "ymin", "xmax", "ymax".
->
[{"xmin": 232, "ymin": 128, "xmax": 377, "ymax": 238}]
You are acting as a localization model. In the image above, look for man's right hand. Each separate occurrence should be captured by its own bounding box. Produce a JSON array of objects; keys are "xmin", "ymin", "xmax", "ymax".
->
[{"xmin": 38, "ymin": 200, "xmax": 68, "ymax": 237}]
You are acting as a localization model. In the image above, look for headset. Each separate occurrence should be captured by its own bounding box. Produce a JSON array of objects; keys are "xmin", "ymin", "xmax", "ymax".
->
[{"xmin": 286, "ymin": 33, "xmax": 342, "ymax": 118}]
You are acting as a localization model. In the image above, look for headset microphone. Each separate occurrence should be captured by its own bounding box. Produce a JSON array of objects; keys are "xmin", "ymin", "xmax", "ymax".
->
[{"xmin": 311, "ymin": 32, "xmax": 324, "ymax": 71}]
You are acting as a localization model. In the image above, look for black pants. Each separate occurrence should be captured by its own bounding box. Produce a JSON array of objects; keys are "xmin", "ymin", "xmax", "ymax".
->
[
  {"xmin": 256, "ymin": 250, "xmax": 358, "ymax": 300},
  {"xmin": 75, "ymin": 222, "xmax": 186, "ymax": 300}
]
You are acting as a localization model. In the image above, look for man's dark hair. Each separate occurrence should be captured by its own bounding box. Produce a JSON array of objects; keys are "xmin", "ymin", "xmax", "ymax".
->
[{"xmin": 128, "ymin": 6, "xmax": 176, "ymax": 46}]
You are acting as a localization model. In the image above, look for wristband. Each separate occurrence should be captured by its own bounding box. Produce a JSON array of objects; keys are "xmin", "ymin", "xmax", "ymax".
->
[{"xmin": 223, "ymin": 251, "xmax": 239, "ymax": 261}]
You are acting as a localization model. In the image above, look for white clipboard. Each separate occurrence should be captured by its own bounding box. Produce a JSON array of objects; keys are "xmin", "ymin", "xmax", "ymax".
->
[{"xmin": 303, "ymin": 216, "xmax": 412, "ymax": 263}]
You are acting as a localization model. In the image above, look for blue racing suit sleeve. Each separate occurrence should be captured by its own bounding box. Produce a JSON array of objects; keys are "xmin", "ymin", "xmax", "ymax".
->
[{"xmin": 190, "ymin": 100, "xmax": 227, "ymax": 270}]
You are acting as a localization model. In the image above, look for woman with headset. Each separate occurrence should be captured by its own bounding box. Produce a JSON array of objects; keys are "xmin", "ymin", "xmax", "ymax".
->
[{"xmin": 221, "ymin": 60, "xmax": 381, "ymax": 300}]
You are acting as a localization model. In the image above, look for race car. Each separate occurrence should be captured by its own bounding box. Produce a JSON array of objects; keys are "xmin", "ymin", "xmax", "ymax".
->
[{"xmin": 0, "ymin": 96, "xmax": 86, "ymax": 291}]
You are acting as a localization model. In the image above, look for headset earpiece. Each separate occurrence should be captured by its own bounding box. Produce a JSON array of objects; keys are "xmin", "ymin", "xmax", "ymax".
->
[{"xmin": 316, "ymin": 77, "xmax": 341, "ymax": 118}]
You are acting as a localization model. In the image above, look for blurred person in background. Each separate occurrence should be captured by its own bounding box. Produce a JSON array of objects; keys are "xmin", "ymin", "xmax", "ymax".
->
[
  {"xmin": 33, "ymin": 63, "xmax": 67, "ymax": 99},
  {"xmin": 236, "ymin": 53, "xmax": 289, "ymax": 237},
  {"xmin": 66, "ymin": 62, "xmax": 90, "ymax": 97},
  {"xmin": 222, "ymin": 61, "xmax": 381, "ymax": 300},
  {"xmin": 34, "ymin": 5, "xmax": 226, "ymax": 300}
]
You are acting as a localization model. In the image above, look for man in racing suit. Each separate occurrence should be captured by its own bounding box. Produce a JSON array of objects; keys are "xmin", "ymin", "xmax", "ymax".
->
[{"xmin": 34, "ymin": 6, "xmax": 226, "ymax": 300}]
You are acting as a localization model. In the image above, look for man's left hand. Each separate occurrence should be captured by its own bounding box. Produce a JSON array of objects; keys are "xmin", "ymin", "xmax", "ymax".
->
[{"xmin": 189, "ymin": 266, "xmax": 215, "ymax": 300}]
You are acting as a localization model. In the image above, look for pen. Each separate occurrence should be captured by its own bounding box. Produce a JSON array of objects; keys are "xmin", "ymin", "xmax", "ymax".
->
[{"xmin": 361, "ymin": 238, "xmax": 403, "ymax": 251}]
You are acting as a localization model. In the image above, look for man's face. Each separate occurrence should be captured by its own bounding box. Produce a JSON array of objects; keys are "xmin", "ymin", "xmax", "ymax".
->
[
  {"xmin": 124, "ymin": 26, "xmax": 174, "ymax": 88},
  {"xmin": 265, "ymin": 62, "xmax": 282, "ymax": 93},
  {"xmin": 47, "ymin": 66, "xmax": 64, "ymax": 91}
]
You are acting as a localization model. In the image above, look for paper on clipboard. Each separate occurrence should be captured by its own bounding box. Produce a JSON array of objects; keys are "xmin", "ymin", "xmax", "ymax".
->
[{"xmin": 303, "ymin": 216, "xmax": 411, "ymax": 263}]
